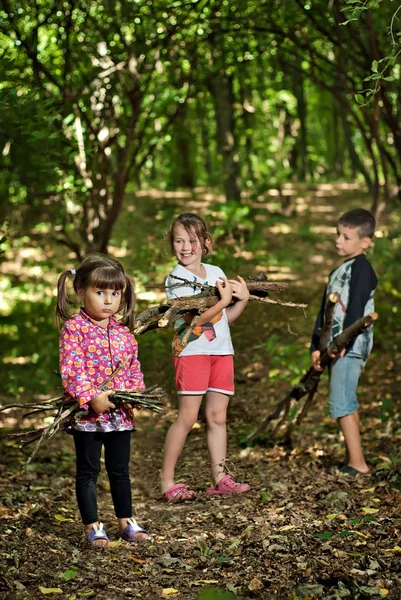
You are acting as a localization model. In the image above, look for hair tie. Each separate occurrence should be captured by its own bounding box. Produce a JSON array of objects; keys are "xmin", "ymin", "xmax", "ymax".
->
[{"xmin": 70, "ymin": 269, "xmax": 76, "ymax": 275}]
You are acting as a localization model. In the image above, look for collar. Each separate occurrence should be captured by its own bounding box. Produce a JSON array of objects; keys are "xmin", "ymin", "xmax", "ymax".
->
[
  {"xmin": 342, "ymin": 253, "xmax": 366, "ymax": 265},
  {"xmin": 78, "ymin": 308, "xmax": 121, "ymax": 330}
]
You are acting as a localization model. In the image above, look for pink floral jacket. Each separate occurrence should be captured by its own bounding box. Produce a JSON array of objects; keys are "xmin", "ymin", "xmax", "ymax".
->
[{"xmin": 59, "ymin": 310, "xmax": 145, "ymax": 430}]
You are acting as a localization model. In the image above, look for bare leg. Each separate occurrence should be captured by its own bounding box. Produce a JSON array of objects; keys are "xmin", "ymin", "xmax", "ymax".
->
[
  {"xmin": 205, "ymin": 391, "xmax": 230, "ymax": 485},
  {"xmin": 338, "ymin": 410, "xmax": 369, "ymax": 473},
  {"xmin": 342, "ymin": 411, "xmax": 360, "ymax": 464},
  {"xmin": 161, "ymin": 394, "xmax": 203, "ymax": 493}
]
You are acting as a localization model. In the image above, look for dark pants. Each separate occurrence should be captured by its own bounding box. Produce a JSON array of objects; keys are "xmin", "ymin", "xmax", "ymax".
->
[{"xmin": 73, "ymin": 430, "xmax": 132, "ymax": 525}]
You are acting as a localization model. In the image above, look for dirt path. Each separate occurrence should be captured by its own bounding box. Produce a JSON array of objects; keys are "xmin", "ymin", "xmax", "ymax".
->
[{"xmin": 1, "ymin": 185, "xmax": 400, "ymax": 599}]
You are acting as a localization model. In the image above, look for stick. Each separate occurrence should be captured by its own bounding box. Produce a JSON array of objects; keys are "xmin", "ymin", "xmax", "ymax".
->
[
  {"xmin": 245, "ymin": 312, "xmax": 378, "ymax": 443},
  {"xmin": 134, "ymin": 274, "xmax": 307, "ymax": 335}
]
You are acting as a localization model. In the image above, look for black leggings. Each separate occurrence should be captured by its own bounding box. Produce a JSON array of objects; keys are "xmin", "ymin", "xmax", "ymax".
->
[{"xmin": 73, "ymin": 430, "xmax": 132, "ymax": 525}]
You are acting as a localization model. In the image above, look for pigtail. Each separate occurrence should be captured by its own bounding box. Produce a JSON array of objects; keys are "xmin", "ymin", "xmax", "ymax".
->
[
  {"xmin": 55, "ymin": 270, "xmax": 75, "ymax": 328},
  {"xmin": 121, "ymin": 274, "xmax": 136, "ymax": 330}
]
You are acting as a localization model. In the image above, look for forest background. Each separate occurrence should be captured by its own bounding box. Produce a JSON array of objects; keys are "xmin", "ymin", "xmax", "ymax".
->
[{"xmin": 1, "ymin": 1, "xmax": 401, "ymax": 599}]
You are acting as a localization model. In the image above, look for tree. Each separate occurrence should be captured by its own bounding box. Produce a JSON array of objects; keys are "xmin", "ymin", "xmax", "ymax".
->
[{"xmin": 0, "ymin": 0, "xmax": 194, "ymax": 256}]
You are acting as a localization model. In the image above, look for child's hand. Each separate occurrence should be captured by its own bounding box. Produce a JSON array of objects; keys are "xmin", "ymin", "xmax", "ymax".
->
[
  {"xmin": 91, "ymin": 390, "xmax": 116, "ymax": 414},
  {"xmin": 122, "ymin": 403, "xmax": 135, "ymax": 420},
  {"xmin": 228, "ymin": 276, "xmax": 250, "ymax": 302},
  {"xmin": 311, "ymin": 350, "xmax": 323, "ymax": 371},
  {"xmin": 328, "ymin": 348, "xmax": 346, "ymax": 359},
  {"xmin": 216, "ymin": 278, "xmax": 233, "ymax": 307}
]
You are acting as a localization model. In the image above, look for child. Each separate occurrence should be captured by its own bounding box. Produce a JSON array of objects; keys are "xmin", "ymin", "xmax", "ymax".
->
[
  {"xmin": 56, "ymin": 252, "xmax": 150, "ymax": 548},
  {"xmin": 310, "ymin": 208, "xmax": 378, "ymax": 476},
  {"xmin": 161, "ymin": 213, "xmax": 251, "ymax": 502}
]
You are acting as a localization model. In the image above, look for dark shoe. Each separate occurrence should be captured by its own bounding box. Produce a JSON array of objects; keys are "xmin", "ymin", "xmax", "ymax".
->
[{"xmin": 339, "ymin": 464, "xmax": 369, "ymax": 477}]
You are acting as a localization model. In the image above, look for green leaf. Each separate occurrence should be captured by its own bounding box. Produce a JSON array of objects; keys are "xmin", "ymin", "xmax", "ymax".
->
[
  {"xmin": 314, "ymin": 531, "xmax": 333, "ymax": 539},
  {"xmin": 61, "ymin": 568, "xmax": 79, "ymax": 581},
  {"xmin": 339, "ymin": 530, "xmax": 352, "ymax": 537}
]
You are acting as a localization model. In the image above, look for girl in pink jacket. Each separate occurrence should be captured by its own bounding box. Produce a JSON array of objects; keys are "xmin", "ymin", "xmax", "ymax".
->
[{"xmin": 56, "ymin": 252, "xmax": 150, "ymax": 549}]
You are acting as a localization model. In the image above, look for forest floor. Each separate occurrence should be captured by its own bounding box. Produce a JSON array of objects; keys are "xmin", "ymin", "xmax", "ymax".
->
[{"xmin": 1, "ymin": 184, "xmax": 400, "ymax": 600}]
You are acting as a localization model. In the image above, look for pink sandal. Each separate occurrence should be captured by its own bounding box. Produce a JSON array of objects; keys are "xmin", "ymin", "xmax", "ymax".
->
[
  {"xmin": 163, "ymin": 483, "xmax": 197, "ymax": 503},
  {"xmin": 206, "ymin": 474, "xmax": 250, "ymax": 495}
]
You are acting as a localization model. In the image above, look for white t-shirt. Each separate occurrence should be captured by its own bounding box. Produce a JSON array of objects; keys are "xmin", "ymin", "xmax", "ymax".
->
[{"xmin": 165, "ymin": 263, "xmax": 234, "ymax": 357}]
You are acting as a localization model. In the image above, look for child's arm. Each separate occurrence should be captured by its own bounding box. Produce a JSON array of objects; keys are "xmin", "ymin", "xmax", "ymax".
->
[
  {"xmin": 125, "ymin": 335, "xmax": 146, "ymax": 391},
  {"xmin": 226, "ymin": 276, "xmax": 250, "ymax": 324},
  {"xmin": 344, "ymin": 258, "xmax": 377, "ymax": 329},
  {"xmin": 59, "ymin": 322, "xmax": 115, "ymax": 412},
  {"xmin": 310, "ymin": 288, "xmax": 326, "ymax": 355},
  {"xmin": 196, "ymin": 278, "xmax": 233, "ymax": 326}
]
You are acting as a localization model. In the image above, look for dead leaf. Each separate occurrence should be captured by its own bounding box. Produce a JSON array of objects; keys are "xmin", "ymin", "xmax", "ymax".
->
[
  {"xmin": 248, "ymin": 578, "xmax": 263, "ymax": 592},
  {"xmin": 225, "ymin": 538, "xmax": 241, "ymax": 555},
  {"xmin": 360, "ymin": 487, "xmax": 376, "ymax": 494},
  {"xmin": 39, "ymin": 587, "xmax": 63, "ymax": 595},
  {"xmin": 106, "ymin": 539, "xmax": 122, "ymax": 550},
  {"xmin": 162, "ymin": 589, "xmax": 179, "ymax": 596},
  {"xmin": 361, "ymin": 507, "xmax": 379, "ymax": 514},
  {"xmin": 383, "ymin": 545, "xmax": 401, "ymax": 553},
  {"xmin": 54, "ymin": 514, "xmax": 74, "ymax": 523},
  {"xmin": 127, "ymin": 554, "xmax": 146, "ymax": 564}
]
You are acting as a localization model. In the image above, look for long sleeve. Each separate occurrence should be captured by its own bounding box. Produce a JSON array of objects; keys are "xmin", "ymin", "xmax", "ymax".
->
[
  {"xmin": 343, "ymin": 257, "xmax": 378, "ymax": 329},
  {"xmin": 126, "ymin": 337, "xmax": 145, "ymax": 391},
  {"xmin": 59, "ymin": 322, "xmax": 101, "ymax": 409},
  {"xmin": 310, "ymin": 287, "xmax": 327, "ymax": 353}
]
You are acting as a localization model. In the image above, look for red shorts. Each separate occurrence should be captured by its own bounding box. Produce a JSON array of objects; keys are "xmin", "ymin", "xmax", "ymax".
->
[{"xmin": 173, "ymin": 355, "xmax": 234, "ymax": 396}]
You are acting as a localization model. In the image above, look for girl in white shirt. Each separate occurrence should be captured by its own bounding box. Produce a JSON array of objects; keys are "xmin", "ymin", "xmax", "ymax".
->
[{"xmin": 161, "ymin": 213, "xmax": 251, "ymax": 502}]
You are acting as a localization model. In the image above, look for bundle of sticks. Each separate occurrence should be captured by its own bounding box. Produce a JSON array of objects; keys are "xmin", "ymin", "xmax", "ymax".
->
[
  {"xmin": 246, "ymin": 293, "xmax": 378, "ymax": 443},
  {"xmin": 134, "ymin": 273, "xmax": 307, "ymax": 335},
  {"xmin": 0, "ymin": 386, "xmax": 166, "ymax": 471}
]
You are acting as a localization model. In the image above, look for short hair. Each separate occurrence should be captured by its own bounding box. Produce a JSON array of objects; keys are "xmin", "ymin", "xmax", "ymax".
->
[
  {"xmin": 338, "ymin": 208, "xmax": 376, "ymax": 238},
  {"xmin": 169, "ymin": 213, "xmax": 211, "ymax": 255}
]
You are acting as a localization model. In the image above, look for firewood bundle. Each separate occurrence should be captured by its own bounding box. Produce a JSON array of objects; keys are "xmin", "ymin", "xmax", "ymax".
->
[
  {"xmin": 134, "ymin": 273, "xmax": 307, "ymax": 336},
  {"xmin": 246, "ymin": 293, "xmax": 378, "ymax": 443},
  {"xmin": 0, "ymin": 386, "xmax": 166, "ymax": 471}
]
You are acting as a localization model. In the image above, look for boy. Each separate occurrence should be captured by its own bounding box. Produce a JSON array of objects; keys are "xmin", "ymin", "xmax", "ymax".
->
[{"xmin": 310, "ymin": 208, "xmax": 377, "ymax": 476}]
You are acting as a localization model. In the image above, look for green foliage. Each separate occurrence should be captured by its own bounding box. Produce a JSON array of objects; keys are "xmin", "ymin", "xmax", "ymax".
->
[{"xmin": 1, "ymin": 0, "xmax": 400, "ymax": 257}]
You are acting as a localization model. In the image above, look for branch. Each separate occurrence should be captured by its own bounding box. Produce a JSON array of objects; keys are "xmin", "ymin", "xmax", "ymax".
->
[
  {"xmin": 134, "ymin": 274, "xmax": 306, "ymax": 335},
  {"xmin": 246, "ymin": 311, "xmax": 378, "ymax": 443}
]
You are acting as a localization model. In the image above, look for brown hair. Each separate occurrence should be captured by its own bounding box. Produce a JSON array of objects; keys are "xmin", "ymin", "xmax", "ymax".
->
[
  {"xmin": 338, "ymin": 208, "xmax": 376, "ymax": 239},
  {"xmin": 56, "ymin": 252, "xmax": 136, "ymax": 329},
  {"xmin": 169, "ymin": 213, "xmax": 212, "ymax": 255}
]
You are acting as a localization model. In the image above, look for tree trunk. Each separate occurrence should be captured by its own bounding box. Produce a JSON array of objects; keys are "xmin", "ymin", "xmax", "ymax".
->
[
  {"xmin": 196, "ymin": 96, "xmax": 214, "ymax": 185},
  {"xmin": 174, "ymin": 104, "xmax": 196, "ymax": 188},
  {"xmin": 292, "ymin": 70, "xmax": 308, "ymax": 181},
  {"xmin": 207, "ymin": 71, "xmax": 241, "ymax": 202}
]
